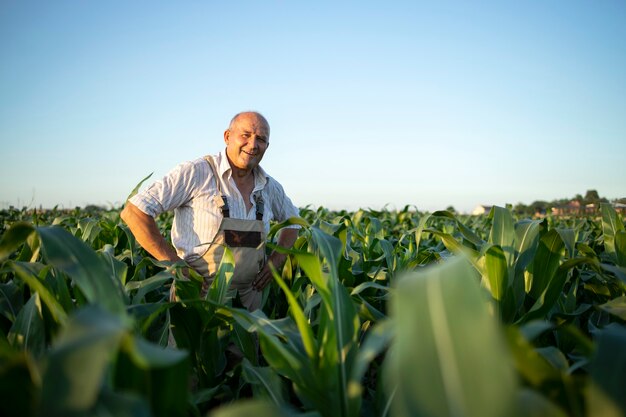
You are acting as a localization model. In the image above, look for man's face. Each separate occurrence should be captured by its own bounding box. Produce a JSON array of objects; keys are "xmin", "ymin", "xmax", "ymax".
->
[{"xmin": 224, "ymin": 113, "xmax": 270, "ymax": 172}]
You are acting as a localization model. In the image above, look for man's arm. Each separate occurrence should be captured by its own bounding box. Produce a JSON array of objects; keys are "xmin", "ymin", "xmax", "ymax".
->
[
  {"xmin": 120, "ymin": 202, "xmax": 181, "ymax": 262},
  {"xmin": 252, "ymin": 227, "xmax": 299, "ymax": 291}
]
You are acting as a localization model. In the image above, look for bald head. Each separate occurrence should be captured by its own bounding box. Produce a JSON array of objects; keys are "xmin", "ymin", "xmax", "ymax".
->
[{"xmin": 228, "ymin": 111, "xmax": 270, "ymax": 137}]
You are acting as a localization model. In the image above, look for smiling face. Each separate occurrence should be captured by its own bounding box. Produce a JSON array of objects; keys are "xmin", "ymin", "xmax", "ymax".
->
[{"xmin": 224, "ymin": 112, "xmax": 270, "ymax": 175}]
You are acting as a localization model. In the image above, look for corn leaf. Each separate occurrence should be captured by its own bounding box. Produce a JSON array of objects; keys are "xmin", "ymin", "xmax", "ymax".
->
[
  {"xmin": 9, "ymin": 261, "xmax": 68, "ymax": 324},
  {"xmin": 528, "ymin": 229, "xmax": 565, "ymax": 300},
  {"xmin": 489, "ymin": 206, "xmax": 516, "ymax": 268},
  {"xmin": 40, "ymin": 306, "xmax": 127, "ymax": 415},
  {"xmin": 586, "ymin": 323, "xmax": 626, "ymax": 417},
  {"xmin": 207, "ymin": 399, "xmax": 293, "ymax": 417},
  {"xmin": 38, "ymin": 226, "xmax": 127, "ymax": 315},
  {"xmin": 601, "ymin": 203, "xmax": 625, "ymax": 263},
  {"xmin": 0, "ymin": 222, "xmax": 35, "ymax": 263},
  {"xmin": 484, "ymin": 244, "xmax": 508, "ymax": 300},
  {"xmin": 241, "ymin": 359, "xmax": 287, "ymax": 407},
  {"xmin": 7, "ymin": 293, "xmax": 45, "ymax": 358},
  {"xmin": 272, "ymin": 268, "xmax": 318, "ymax": 362},
  {"xmin": 599, "ymin": 296, "xmax": 626, "ymax": 321},
  {"xmin": 385, "ymin": 257, "xmax": 517, "ymax": 417}
]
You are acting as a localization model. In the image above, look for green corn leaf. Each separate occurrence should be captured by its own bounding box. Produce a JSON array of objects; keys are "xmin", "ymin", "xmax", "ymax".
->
[
  {"xmin": 229, "ymin": 308, "xmax": 314, "ymax": 384},
  {"xmin": 9, "ymin": 261, "xmax": 68, "ymax": 324},
  {"xmin": 241, "ymin": 359, "xmax": 287, "ymax": 407},
  {"xmin": 0, "ymin": 338, "xmax": 41, "ymax": 417},
  {"xmin": 505, "ymin": 325, "xmax": 561, "ymax": 388},
  {"xmin": 126, "ymin": 271, "xmax": 173, "ymax": 304},
  {"xmin": 127, "ymin": 302, "xmax": 173, "ymax": 335},
  {"xmin": 517, "ymin": 389, "xmax": 569, "ymax": 417},
  {"xmin": 272, "ymin": 266, "xmax": 318, "ymax": 362},
  {"xmin": 126, "ymin": 172, "xmax": 153, "ymax": 201},
  {"xmin": 528, "ymin": 229, "xmax": 565, "ymax": 300},
  {"xmin": 616, "ymin": 230, "xmax": 626, "ymax": 268},
  {"xmin": 385, "ymin": 257, "xmax": 518, "ymax": 417},
  {"xmin": 600, "ymin": 263, "xmax": 626, "ymax": 285},
  {"xmin": 484, "ymin": 244, "xmax": 508, "ymax": 301},
  {"xmin": 524, "ymin": 257, "xmax": 588, "ymax": 322},
  {"xmin": 556, "ymin": 228, "xmax": 575, "ymax": 259},
  {"xmin": 424, "ymin": 229, "xmax": 483, "ymax": 273},
  {"xmin": 100, "ymin": 249, "xmax": 129, "ymax": 286},
  {"xmin": 207, "ymin": 246, "xmax": 235, "ymax": 305},
  {"xmin": 599, "ymin": 296, "xmax": 626, "ymax": 321},
  {"xmin": 118, "ymin": 336, "xmax": 189, "ymax": 417},
  {"xmin": 77, "ymin": 218, "xmax": 102, "ymax": 243},
  {"xmin": 207, "ymin": 399, "xmax": 293, "ymax": 417},
  {"xmin": 231, "ymin": 320, "xmax": 259, "ymax": 365},
  {"xmin": 601, "ymin": 203, "xmax": 625, "ymax": 264},
  {"xmin": 122, "ymin": 335, "xmax": 187, "ymax": 369},
  {"xmin": 40, "ymin": 306, "xmax": 127, "ymax": 416},
  {"xmin": 348, "ymin": 318, "xmax": 393, "ymax": 408},
  {"xmin": 91, "ymin": 390, "xmax": 152, "ymax": 417},
  {"xmin": 413, "ymin": 212, "xmax": 432, "ymax": 250},
  {"xmin": 488, "ymin": 206, "xmax": 516, "ymax": 268},
  {"xmin": 432, "ymin": 210, "xmax": 484, "ymax": 247},
  {"xmin": 586, "ymin": 323, "xmax": 626, "ymax": 417},
  {"xmin": 7, "ymin": 293, "xmax": 45, "ymax": 358},
  {"xmin": 514, "ymin": 219, "xmax": 543, "ymax": 257},
  {"xmin": 37, "ymin": 226, "xmax": 127, "ymax": 315},
  {"xmin": 268, "ymin": 216, "xmax": 309, "ymax": 241},
  {"xmin": 511, "ymin": 219, "xmax": 544, "ymax": 316},
  {"xmin": 294, "ymin": 252, "xmax": 331, "ymax": 301},
  {"xmin": 0, "ymin": 280, "xmax": 22, "ymax": 322},
  {"xmin": 309, "ymin": 227, "xmax": 359, "ymax": 417},
  {"xmin": 0, "ymin": 222, "xmax": 35, "ymax": 263}
]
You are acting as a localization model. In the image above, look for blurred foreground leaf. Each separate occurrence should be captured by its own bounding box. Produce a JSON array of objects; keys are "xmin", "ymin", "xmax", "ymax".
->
[{"xmin": 385, "ymin": 257, "xmax": 518, "ymax": 417}]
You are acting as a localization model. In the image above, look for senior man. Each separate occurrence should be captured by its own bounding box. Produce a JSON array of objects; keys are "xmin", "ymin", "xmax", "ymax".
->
[{"xmin": 121, "ymin": 111, "xmax": 300, "ymax": 311}]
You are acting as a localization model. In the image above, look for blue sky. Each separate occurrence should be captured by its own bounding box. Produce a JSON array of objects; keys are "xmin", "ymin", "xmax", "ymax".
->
[{"xmin": 1, "ymin": 1, "xmax": 625, "ymax": 213}]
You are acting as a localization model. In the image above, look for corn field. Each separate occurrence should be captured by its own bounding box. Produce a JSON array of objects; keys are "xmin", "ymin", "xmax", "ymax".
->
[{"xmin": 0, "ymin": 203, "xmax": 625, "ymax": 417}]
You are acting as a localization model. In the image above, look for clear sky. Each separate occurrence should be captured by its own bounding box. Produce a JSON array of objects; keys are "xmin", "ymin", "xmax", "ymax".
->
[{"xmin": 1, "ymin": 1, "xmax": 625, "ymax": 213}]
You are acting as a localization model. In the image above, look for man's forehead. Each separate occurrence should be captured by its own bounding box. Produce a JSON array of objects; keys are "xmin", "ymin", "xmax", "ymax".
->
[{"xmin": 234, "ymin": 115, "xmax": 269, "ymax": 133}]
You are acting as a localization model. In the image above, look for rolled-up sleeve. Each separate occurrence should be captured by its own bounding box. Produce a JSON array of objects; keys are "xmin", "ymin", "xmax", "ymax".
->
[
  {"xmin": 266, "ymin": 177, "xmax": 300, "ymax": 223},
  {"xmin": 129, "ymin": 161, "xmax": 199, "ymax": 217}
]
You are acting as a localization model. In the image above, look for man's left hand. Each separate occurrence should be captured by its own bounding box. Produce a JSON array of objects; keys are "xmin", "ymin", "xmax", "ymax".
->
[{"xmin": 252, "ymin": 252, "xmax": 287, "ymax": 291}]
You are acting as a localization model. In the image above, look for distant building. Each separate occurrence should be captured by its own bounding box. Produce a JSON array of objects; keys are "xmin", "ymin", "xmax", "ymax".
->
[
  {"xmin": 551, "ymin": 200, "xmax": 596, "ymax": 216},
  {"xmin": 612, "ymin": 203, "xmax": 626, "ymax": 215},
  {"xmin": 472, "ymin": 205, "xmax": 492, "ymax": 215},
  {"xmin": 549, "ymin": 200, "xmax": 619, "ymax": 216}
]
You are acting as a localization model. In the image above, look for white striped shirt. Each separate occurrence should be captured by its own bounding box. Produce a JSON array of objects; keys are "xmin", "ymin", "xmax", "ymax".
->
[{"xmin": 129, "ymin": 150, "xmax": 300, "ymax": 261}]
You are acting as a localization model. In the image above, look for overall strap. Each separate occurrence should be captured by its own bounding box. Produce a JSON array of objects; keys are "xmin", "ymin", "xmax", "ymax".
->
[
  {"xmin": 253, "ymin": 192, "xmax": 264, "ymax": 221},
  {"xmin": 205, "ymin": 156, "xmax": 230, "ymax": 218}
]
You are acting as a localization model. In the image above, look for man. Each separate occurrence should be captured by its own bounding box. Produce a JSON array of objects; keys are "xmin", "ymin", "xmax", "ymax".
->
[{"xmin": 121, "ymin": 111, "xmax": 300, "ymax": 311}]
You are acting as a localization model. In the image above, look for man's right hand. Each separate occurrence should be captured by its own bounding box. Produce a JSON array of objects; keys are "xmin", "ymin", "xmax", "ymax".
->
[{"xmin": 120, "ymin": 202, "xmax": 181, "ymax": 263}]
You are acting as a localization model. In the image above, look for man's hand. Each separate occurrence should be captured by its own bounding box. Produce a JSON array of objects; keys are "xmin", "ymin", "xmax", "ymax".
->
[
  {"xmin": 252, "ymin": 252, "xmax": 287, "ymax": 291},
  {"xmin": 120, "ymin": 202, "xmax": 181, "ymax": 262},
  {"xmin": 252, "ymin": 227, "xmax": 299, "ymax": 291}
]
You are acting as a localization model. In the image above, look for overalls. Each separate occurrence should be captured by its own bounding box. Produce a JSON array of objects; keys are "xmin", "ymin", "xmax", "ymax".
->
[{"xmin": 175, "ymin": 156, "xmax": 267, "ymax": 311}]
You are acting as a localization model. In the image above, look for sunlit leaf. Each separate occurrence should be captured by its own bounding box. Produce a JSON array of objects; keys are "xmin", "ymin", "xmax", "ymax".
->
[
  {"xmin": 386, "ymin": 257, "xmax": 517, "ymax": 417},
  {"xmin": 0, "ymin": 222, "xmax": 35, "ymax": 263},
  {"xmin": 38, "ymin": 226, "xmax": 127, "ymax": 314},
  {"xmin": 586, "ymin": 323, "xmax": 626, "ymax": 417}
]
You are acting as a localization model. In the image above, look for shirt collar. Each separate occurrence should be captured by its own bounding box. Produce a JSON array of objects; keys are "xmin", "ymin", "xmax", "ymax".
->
[{"xmin": 216, "ymin": 149, "xmax": 268, "ymax": 189}]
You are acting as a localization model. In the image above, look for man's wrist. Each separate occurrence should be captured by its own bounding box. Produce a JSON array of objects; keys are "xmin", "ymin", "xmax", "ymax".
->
[{"xmin": 269, "ymin": 252, "xmax": 287, "ymax": 267}]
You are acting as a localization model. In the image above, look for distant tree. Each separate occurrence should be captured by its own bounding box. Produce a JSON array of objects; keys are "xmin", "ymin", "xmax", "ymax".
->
[
  {"xmin": 530, "ymin": 201, "xmax": 550, "ymax": 213},
  {"xmin": 584, "ymin": 189, "xmax": 600, "ymax": 204},
  {"xmin": 513, "ymin": 202, "xmax": 529, "ymax": 216},
  {"xmin": 445, "ymin": 206, "xmax": 456, "ymax": 213}
]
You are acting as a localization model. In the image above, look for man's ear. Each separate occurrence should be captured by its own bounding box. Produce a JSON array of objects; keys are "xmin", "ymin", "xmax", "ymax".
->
[{"xmin": 223, "ymin": 129, "xmax": 230, "ymax": 144}]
